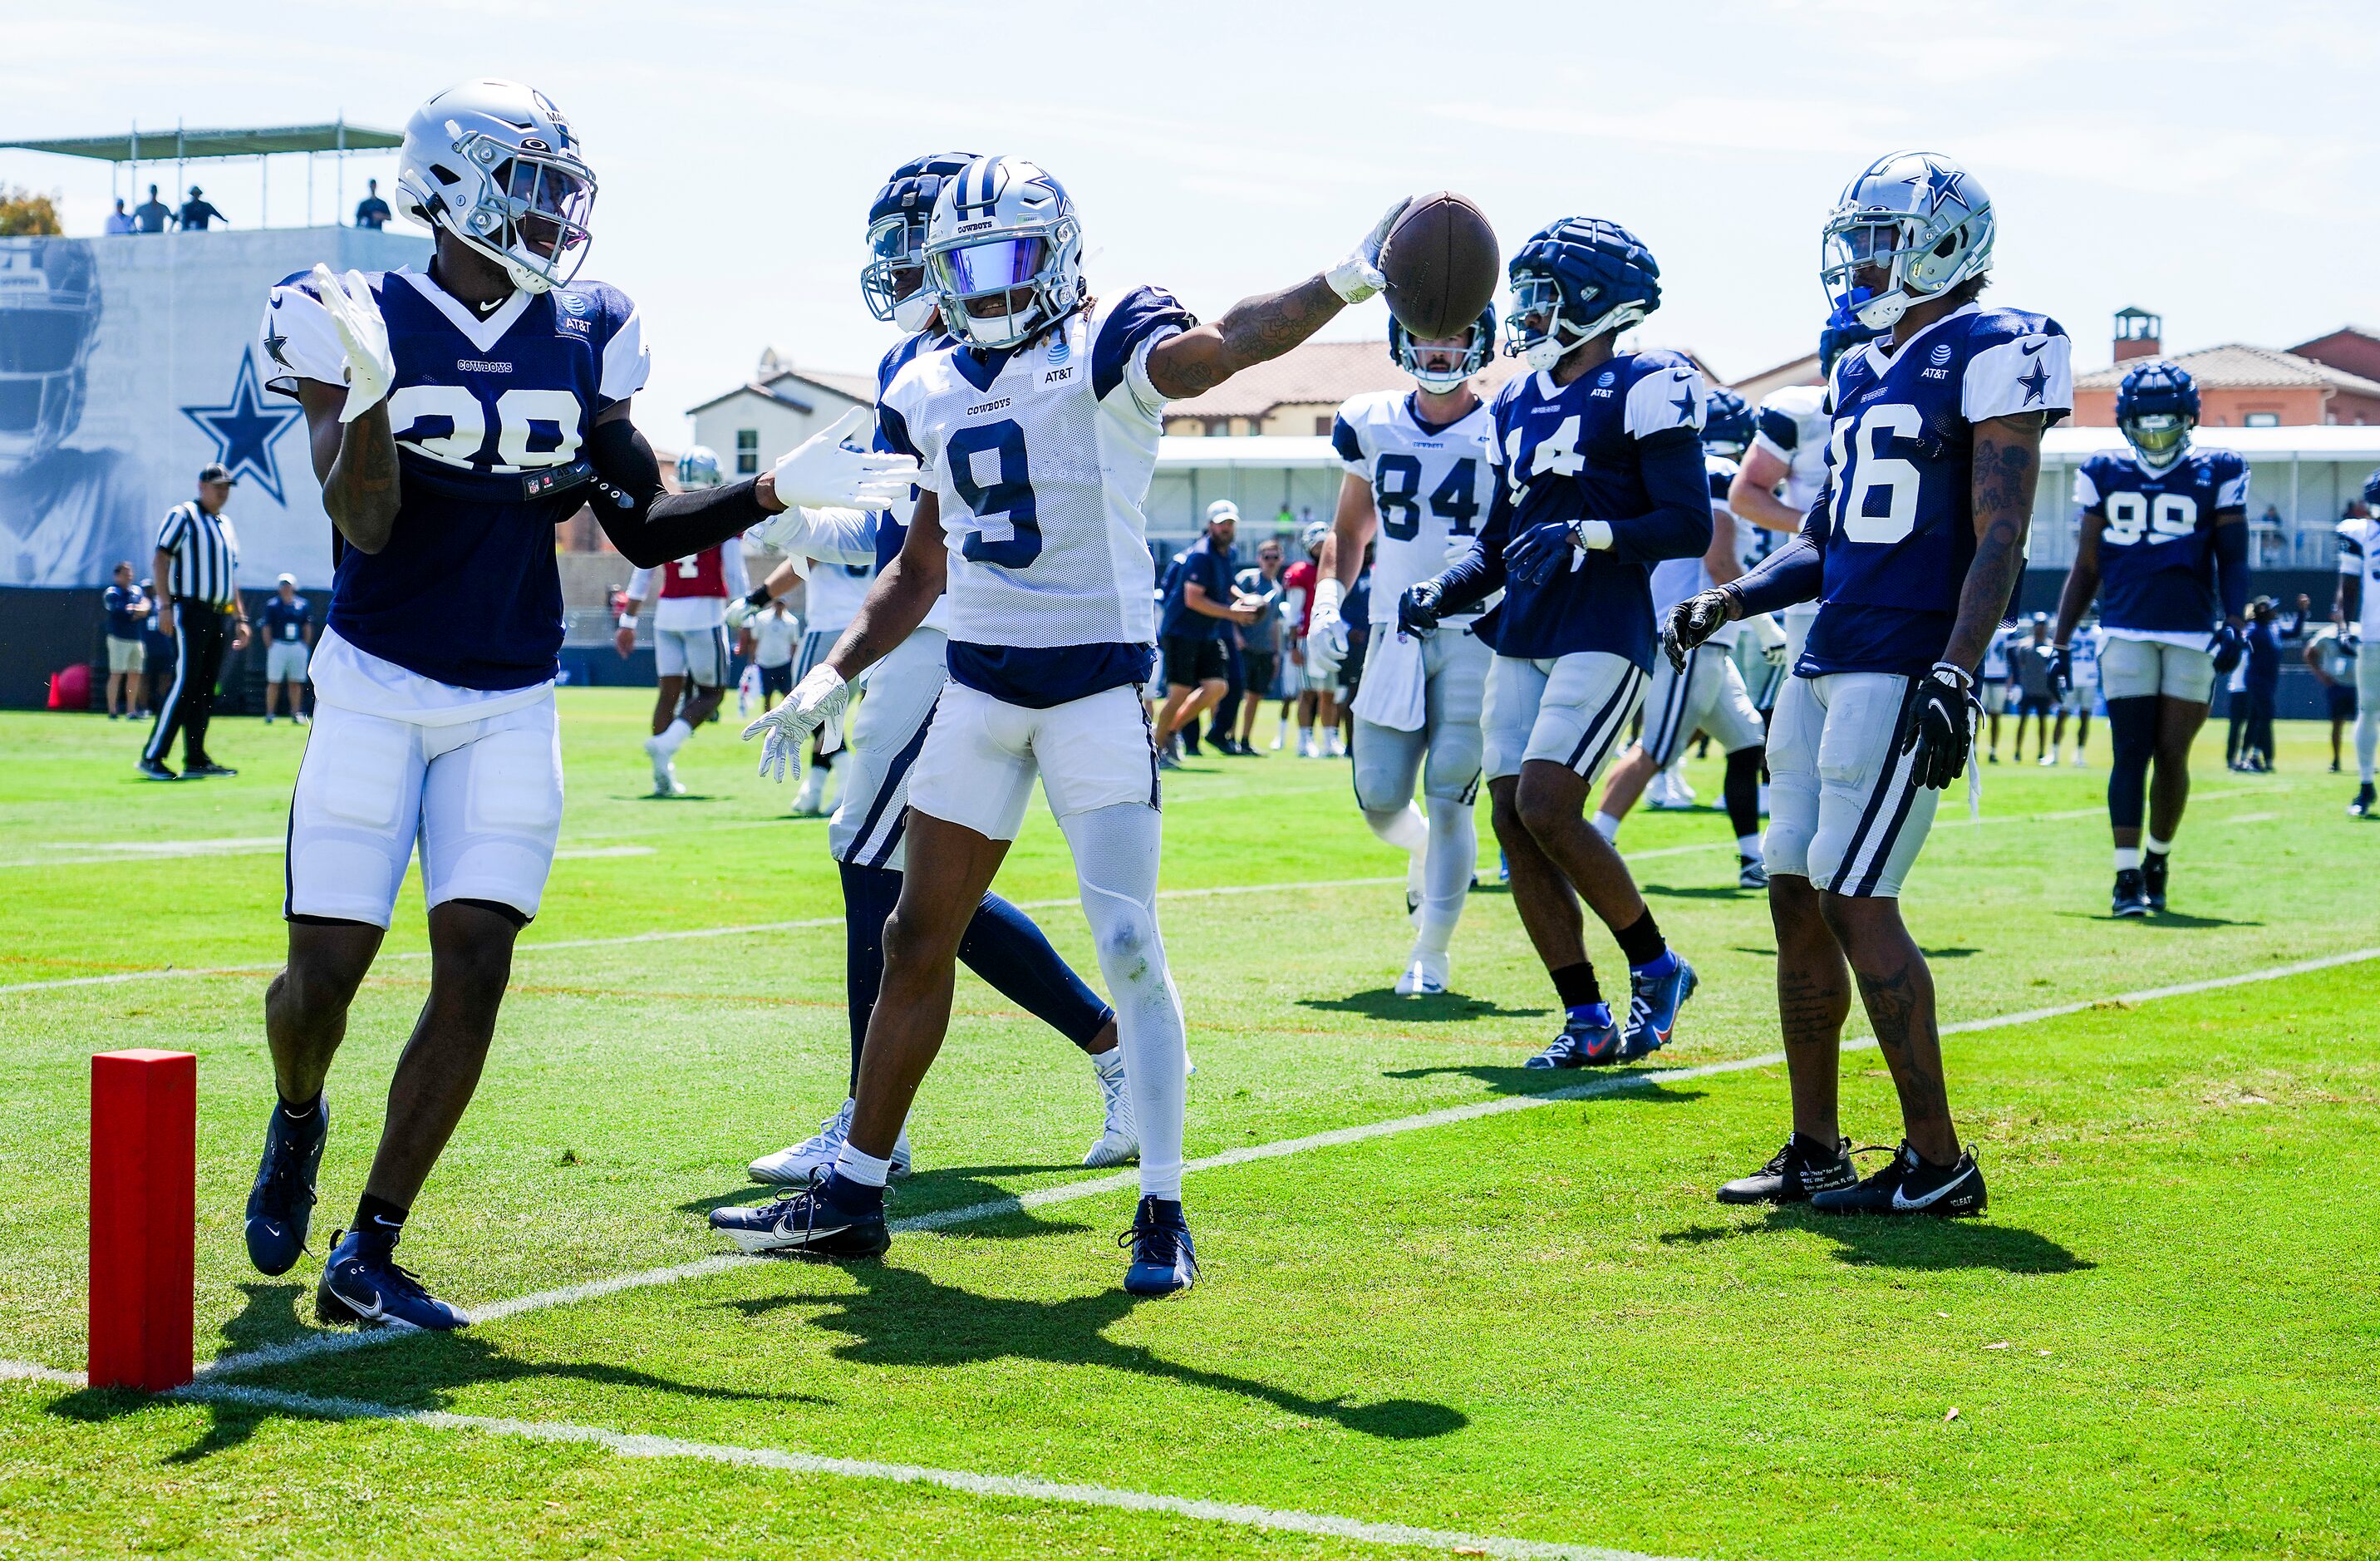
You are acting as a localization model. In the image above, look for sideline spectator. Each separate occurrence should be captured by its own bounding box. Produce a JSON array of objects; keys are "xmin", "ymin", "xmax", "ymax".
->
[
  {"xmin": 1155, "ymin": 500, "xmax": 1256, "ymax": 768},
  {"xmin": 1229, "ymin": 537, "xmax": 1286, "ymax": 756},
  {"xmin": 2010, "ymin": 614, "xmax": 2061, "ymax": 763},
  {"xmin": 102, "ymin": 199, "xmax": 134, "ymax": 235},
  {"xmin": 100, "ymin": 561, "xmax": 146, "ymax": 717},
  {"xmin": 354, "ymin": 179, "xmax": 391, "ymax": 230},
  {"xmin": 140, "ymin": 464, "xmax": 248, "ymax": 780},
  {"xmin": 2233, "ymin": 597, "xmax": 2281, "ymax": 772},
  {"xmin": 2277, "ymin": 592, "xmax": 2313, "ymax": 644},
  {"xmin": 130, "ymin": 185, "xmax": 171, "ymax": 233},
  {"xmin": 257, "ymin": 573, "xmax": 312, "ymax": 726},
  {"xmin": 177, "ymin": 186, "xmax": 225, "ymax": 231},
  {"xmin": 2306, "ymin": 623, "xmax": 2357, "ymax": 774}
]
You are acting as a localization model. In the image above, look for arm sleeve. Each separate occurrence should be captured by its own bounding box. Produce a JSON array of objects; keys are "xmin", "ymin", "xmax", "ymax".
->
[
  {"xmin": 1432, "ymin": 476, "xmax": 1512, "ymax": 613},
  {"xmin": 585, "ymin": 416, "xmax": 770, "ymax": 569},
  {"xmin": 778, "ymin": 507, "xmax": 883, "ymax": 568},
  {"xmin": 1728, "ymin": 500, "xmax": 1829, "ymax": 616},
  {"xmin": 623, "ymin": 565, "xmax": 655, "ymax": 600},
  {"xmin": 1602, "ymin": 427, "xmax": 1718, "ymax": 564},
  {"xmin": 2214, "ymin": 521, "xmax": 2250, "ymax": 619}
]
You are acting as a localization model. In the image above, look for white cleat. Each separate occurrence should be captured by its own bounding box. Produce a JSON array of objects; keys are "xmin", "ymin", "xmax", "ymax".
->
[
  {"xmin": 1081, "ymin": 1050, "xmax": 1138, "ymax": 1168},
  {"xmin": 791, "ymin": 768, "xmax": 829, "ymax": 816},
  {"xmin": 1394, "ymin": 945, "xmax": 1451, "ymax": 997},
  {"xmin": 748, "ymin": 1099, "xmax": 911, "ymax": 1184}
]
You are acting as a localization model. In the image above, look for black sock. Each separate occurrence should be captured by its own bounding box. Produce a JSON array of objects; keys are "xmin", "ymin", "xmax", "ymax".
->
[
  {"xmin": 1792, "ymin": 1130, "xmax": 1842, "ymax": 1157},
  {"xmin": 1550, "ymin": 961, "xmax": 1601, "ymax": 1010},
  {"xmin": 353, "ymin": 1193, "xmax": 408, "ymax": 1259},
  {"xmin": 1614, "ymin": 908, "xmax": 1667, "ymax": 968},
  {"xmin": 277, "ymin": 1090, "xmax": 322, "ymax": 1121}
]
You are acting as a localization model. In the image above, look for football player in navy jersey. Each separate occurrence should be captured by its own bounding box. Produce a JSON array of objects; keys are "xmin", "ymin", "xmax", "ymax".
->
[
  {"xmin": 727, "ymin": 155, "xmax": 1419, "ymax": 1293},
  {"xmin": 2050, "ymin": 362, "xmax": 2250, "ymax": 914},
  {"xmin": 1404, "ymin": 219, "xmax": 1714, "ymax": 1068},
  {"xmin": 241, "ymin": 80, "xmax": 915, "ymax": 1330},
  {"xmin": 1670, "ymin": 151, "xmax": 2072, "ymax": 1217}
]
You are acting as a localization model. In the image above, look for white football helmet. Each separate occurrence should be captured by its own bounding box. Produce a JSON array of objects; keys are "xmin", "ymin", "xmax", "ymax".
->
[
  {"xmin": 0, "ymin": 239, "xmax": 99, "ymax": 475},
  {"xmin": 396, "ymin": 80, "xmax": 597, "ymax": 294},
  {"xmin": 922, "ymin": 156, "xmax": 1084, "ymax": 350},
  {"xmin": 1821, "ymin": 151, "xmax": 1994, "ymax": 331},
  {"xmin": 675, "ymin": 446, "xmax": 722, "ymax": 489}
]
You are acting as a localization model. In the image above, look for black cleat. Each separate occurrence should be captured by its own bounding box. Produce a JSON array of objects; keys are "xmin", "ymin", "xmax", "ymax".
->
[
  {"xmin": 1717, "ymin": 1133, "xmax": 1856, "ymax": 1205},
  {"xmin": 183, "ymin": 759, "xmax": 238, "ymax": 777},
  {"xmin": 137, "ymin": 757, "xmax": 179, "ymax": 781},
  {"xmin": 243, "ymin": 1095, "xmax": 328, "ymax": 1276},
  {"xmin": 2112, "ymin": 868, "xmax": 2151, "ymax": 918},
  {"xmin": 2352, "ymin": 783, "xmax": 2377, "ymax": 819},
  {"xmin": 2142, "ymin": 851, "xmax": 2169, "ymax": 912},
  {"xmin": 1809, "ymin": 1142, "xmax": 1987, "ymax": 1218}
]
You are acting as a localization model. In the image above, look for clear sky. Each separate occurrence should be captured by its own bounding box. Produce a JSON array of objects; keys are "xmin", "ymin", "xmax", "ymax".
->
[{"xmin": 6, "ymin": 0, "xmax": 2375, "ymax": 447}]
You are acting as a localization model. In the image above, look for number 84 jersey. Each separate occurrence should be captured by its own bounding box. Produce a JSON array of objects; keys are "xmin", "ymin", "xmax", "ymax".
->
[
  {"xmin": 1330, "ymin": 391, "xmax": 1499, "ymax": 623},
  {"xmin": 1805, "ymin": 303, "xmax": 2072, "ymax": 677}
]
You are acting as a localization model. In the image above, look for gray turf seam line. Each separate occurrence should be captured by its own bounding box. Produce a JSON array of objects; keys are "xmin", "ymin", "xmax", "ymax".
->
[{"xmin": 185, "ymin": 943, "xmax": 2380, "ymax": 1382}]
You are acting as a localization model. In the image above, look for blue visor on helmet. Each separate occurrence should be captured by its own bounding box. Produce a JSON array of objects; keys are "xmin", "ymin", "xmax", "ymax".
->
[{"xmin": 937, "ymin": 237, "xmax": 1045, "ymax": 294}]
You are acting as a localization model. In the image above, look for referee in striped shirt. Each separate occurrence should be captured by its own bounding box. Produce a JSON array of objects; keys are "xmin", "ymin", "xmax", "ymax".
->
[{"xmin": 140, "ymin": 465, "xmax": 252, "ymax": 780}]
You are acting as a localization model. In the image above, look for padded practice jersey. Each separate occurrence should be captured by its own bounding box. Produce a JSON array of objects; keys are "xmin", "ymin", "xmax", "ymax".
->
[
  {"xmin": 2338, "ymin": 516, "xmax": 2380, "ymax": 641},
  {"xmin": 1331, "ymin": 390, "xmax": 1500, "ymax": 623},
  {"xmin": 2073, "ymin": 444, "xmax": 2248, "ymax": 642}
]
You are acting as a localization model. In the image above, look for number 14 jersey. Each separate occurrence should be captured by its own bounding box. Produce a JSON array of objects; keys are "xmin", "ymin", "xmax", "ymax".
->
[{"xmin": 1803, "ymin": 303, "xmax": 2071, "ymax": 678}]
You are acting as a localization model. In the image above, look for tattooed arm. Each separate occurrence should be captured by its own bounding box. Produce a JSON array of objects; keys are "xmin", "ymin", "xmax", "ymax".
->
[
  {"xmin": 1144, "ymin": 277, "xmax": 1349, "ymax": 401},
  {"xmin": 296, "ymin": 381, "xmax": 400, "ymax": 554},
  {"xmin": 1943, "ymin": 412, "xmax": 2046, "ymax": 672}
]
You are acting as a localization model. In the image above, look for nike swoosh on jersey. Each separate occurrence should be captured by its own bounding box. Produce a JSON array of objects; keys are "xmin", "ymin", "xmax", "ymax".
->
[{"xmin": 2019, "ymin": 339, "xmax": 2049, "ymax": 357}]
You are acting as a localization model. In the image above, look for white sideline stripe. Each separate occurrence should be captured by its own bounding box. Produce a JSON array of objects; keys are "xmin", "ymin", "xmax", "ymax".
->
[
  {"xmin": 0, "ymin": 1359, "xmax": 84, "ymax": 1386},
  {"xmin": 185, "ymin": 943, "xmax": 2380, "ymax": 1384}
]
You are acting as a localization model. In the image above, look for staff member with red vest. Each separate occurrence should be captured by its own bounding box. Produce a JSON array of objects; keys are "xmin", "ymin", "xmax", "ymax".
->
[
  {"xmin": 140, "ymin": 465, "xmax": 250, "ymax": 780},
  {"xmin": 617, "ymin": 457, "xmax": 750, "ymax": 795}
]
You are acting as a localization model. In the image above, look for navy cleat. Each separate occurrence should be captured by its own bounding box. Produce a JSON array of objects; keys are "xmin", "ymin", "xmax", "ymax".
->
[
  {"xmin": 1525, "ymin": 1003, "xmax": 1623, "ymax": 1068},
  {"xmin": 243, "ymin": 1095, "xmax": 328, "ymax": 1277},
  {"xmin": 1619, "ymin": 955, "xmax": 1697, "ymax": 1060},
  {"xmin": 2350, "ymin": 782, "xmax": 2375, "ymax": 819},
  {"xmin": 2112, "ymin": 868, "xmax": 2151, "ymax": 918},
  {"xmin": 1120, "ymin": 1196, "xmax": 1197, "ymax": 1295},
  {"xmin": 710, "ymin": 1169, "xmax": 890, "ymax": 1259},
  {"xmin": 315, "ymin": 1229, "xmax": 469, "ymax": 1330},
  {"xmin": 2142, "ymin": 852, "xmax": 2170, "ymax": 912}
]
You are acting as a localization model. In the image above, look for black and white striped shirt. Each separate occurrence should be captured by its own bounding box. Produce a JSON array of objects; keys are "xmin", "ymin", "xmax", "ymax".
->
[{"xmin": 155, "ymin": 502, "xmax": 239, "ymax": 610}]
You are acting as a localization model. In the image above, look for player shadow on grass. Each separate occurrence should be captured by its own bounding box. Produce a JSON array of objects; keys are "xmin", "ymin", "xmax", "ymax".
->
[
  {"xmin": 2053, "ymin": 909, "xmax": 2261, "ymax": 929},
  {"xmin": 49, "ymin": 1281, "xmax": 829, "ymax": 1464},
  {"xmin": 1298, "ymin": 990, "xmax": 1551, "ymax": 1023},
  {"xmin": 1638, "ymin": 883, "xmax": 1765, "ymax": 900},
  {"xmin": 1658, "ymin": 1211, "xmax": 2089, "ymax": 1274},
  {"xmin": 724, "ymin": 1263, "xmax": 1466, "ymax": 1440},
  {"xmin": 687, "ymin": 1170, "xmax": 1099, "ymax": 1240},
  {"xmin": 1379, "ymin": 1063, "xmax": 1709, "ymax": 1105}
]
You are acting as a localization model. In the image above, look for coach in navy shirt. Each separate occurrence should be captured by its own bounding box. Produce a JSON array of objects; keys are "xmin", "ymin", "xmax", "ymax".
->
[
  {"xmin": 101, "ymin": 561, "xmax": 147, "ymax": 718},
  {"xmin": 1155, "ymin": 501, "xmax": 1258, "ymax": 766}
]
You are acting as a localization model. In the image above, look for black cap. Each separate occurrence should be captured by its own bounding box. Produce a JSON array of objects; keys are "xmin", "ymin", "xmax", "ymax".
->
[{"xmin": 199, "ymin": 463, "xmax": 236, "ymax": 485}]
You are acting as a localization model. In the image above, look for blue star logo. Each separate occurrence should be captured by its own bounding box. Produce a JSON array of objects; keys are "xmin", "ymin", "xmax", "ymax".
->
[
  {"xmin": 2017, "ymin": 358, "xmax": 2051, "ymax": 406},
  {"xmin": 181, "ymin": 351, "xmax": 305, "ymax": 505},
  {"xmin": 1669, "ymin": 369, "xmax": 1698, "ymax": 423},
  {"xmin": 1903, "ymin": 156, "xmax": 1968, "ymax": 215}
]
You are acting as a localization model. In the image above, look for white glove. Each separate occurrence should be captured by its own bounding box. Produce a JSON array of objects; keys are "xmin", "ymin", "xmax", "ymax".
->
[
  {"xmin": 1324, "ymin": 197, "xmax": 1412, "ymax": 305},
  {"xmin": 1305, "ymin": 578, "xmax": 1348, "ymax": 675},
  {"xmin": 1751, "ymin": 611, "xmax": 1788, "ymax": 665},
  {"xmin": 769, "ymin": 407, "xmax": 919, "ymax": 513},
  {"xmin": 723, "ymin": 595, "xmax": 760, "ymax": 634},
  {"xmin": 308, "ymin": 264, "xmax": 394, "ymax": 424},
  {"xmin": 742, "ymin": 665, "xmax": 849, "ymax": 783}
]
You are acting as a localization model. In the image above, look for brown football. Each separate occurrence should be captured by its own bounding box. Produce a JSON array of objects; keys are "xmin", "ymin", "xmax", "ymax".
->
[{"xmin": 1379, "ymin": 191, "xmax": 1500, "ymax": 340}]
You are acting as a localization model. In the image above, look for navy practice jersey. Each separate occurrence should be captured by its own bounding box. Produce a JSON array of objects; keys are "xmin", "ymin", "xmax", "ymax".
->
[
  {"xmin": 1802, "ymin": 303, "xmax": 2071, "ymax": 677},
  {"xmin": 262, "ymin": 268, "xmax": 648, "ymax": 689},
  {"xmin": 2073, "ymin": 446, "xmax": 2248, "ymax": 636},
  {"xmin": 1464, "ymin": 351, "xmax": 1713, "ymax": 667}
]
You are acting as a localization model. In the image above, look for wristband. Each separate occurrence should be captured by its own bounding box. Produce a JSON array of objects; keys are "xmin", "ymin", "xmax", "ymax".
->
[
  {"xmin": 745, "ymin": 586, "xmax": 771, "ymax": 609},
  {"xmin": 1930, "ymin": 660, "xmax": 1975, "ymax": 690},
  {"xmin": 1574, "ymin": 520, "xmax": 1614, "ymax": 552},
  {"xmin": 617, "ymin": 612, "xmax": 637, "ymax": 630}
]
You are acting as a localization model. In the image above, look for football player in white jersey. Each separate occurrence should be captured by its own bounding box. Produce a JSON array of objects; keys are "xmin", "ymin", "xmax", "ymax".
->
[
  {"xmin": 238, "ymin": 81, "xmax": 911, "ymax": 1330},
  {"xmin": 1306, "ymin": 308, "xmax": 1498, "ymax": 995},
  {"xmin": 2339, "ymin": 472, "xmax": 2380, "ymax": 817},
  {"xmin": 711, "ymin": 154, "xmax": 1134, "ymax": 1194},
  {"xmin": 732, "ymin": 155, "xmax": 1419, "ymax": 1293}
]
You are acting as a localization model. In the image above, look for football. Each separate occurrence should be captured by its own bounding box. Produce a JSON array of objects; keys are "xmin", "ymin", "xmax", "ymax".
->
[{"xmin": 1379, "ymin": 190, "xmax": 1501, "ymax": 339}]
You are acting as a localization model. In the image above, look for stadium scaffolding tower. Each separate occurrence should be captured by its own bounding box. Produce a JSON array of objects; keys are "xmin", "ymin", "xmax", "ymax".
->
[{"xmin": 2, "ymin": 119, "xmax": 401, "ymax": 229}]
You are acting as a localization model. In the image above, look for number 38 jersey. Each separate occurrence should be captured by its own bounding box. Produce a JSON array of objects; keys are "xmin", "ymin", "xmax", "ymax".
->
[
  {"xmin": 262, "ymin": 268, "xmax": 649, "ymax": 692},
  {"xmin": 1803, "ymin": 303, "xmax": 2072, "ymax": 677},
  {"xmin": 1330, "ymin": 390, "xmax": 1499, "ymax": 623},
  {"xmin": 2073, "ymin": 445, "xmax": 2248, "ymax": 643},
  {"xmin": 876, "ymin": 286, "xmax": 1195, "ymax": 707}
]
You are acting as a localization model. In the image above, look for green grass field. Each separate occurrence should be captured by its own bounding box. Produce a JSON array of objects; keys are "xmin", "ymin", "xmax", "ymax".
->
[{"xmin": 2, "ymin": 692, "xmax": 2375, "ymax": 1559}]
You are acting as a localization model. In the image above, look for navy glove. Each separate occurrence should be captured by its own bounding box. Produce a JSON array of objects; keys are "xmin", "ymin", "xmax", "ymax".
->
[
  {"xmin": 2050, "ymin": 646, "xmax": 2073, "ymax": 697},
  {"xmin": 1896, "ymin": 662, "xmax": 1979, "ymax": 791},
  {"xmin": 1398, "ymin": 581, "xmax": 1443, "ymax": 638},
  {"xmin": 2210, "ymin": 623, "xmax": 2246, "ymax": 673},
  {"xmin": 1503, "ymin": 519, "xmax": 1607, "ymax": 588}
]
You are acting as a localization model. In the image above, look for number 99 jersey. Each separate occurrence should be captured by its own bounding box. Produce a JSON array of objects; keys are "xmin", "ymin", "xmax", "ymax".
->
[
  {"xmin": 262, "ymin": 268, "xmax": 648, "ymax": 692},
  {"xmin": 1330, "ymin": 390, "xmax": 1498, "ymax": 623},
  {"xmin": 1803, "ymin": 303, "xmax": 2071, "ymax": 677},
  {"xmin": 2073, "ymin": 446, "xmax": 2249, "ymax": 638}
]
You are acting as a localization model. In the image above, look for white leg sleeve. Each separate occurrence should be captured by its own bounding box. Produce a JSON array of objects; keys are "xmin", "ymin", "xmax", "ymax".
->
[
  {"xmin": 1417, "ymin": 795, "xmax": 1477, "ymax": 957},
  {"xmin": 1059, "ymin": 801, "xmax": 1188, "ymax": 1199},
  {"xmin": 1363, "ymin": 800, "xmax": 1429, "ymax": 854}
]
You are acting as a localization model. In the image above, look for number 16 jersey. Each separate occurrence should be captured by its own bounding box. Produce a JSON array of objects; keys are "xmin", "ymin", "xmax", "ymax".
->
[
  {"xmin": 877, "ymin": 287, "xmax": 1196, "ymax": 708},
  {"xmin": 1803, "ymin": 303, "xmax": 2071, "ymax": 678}
]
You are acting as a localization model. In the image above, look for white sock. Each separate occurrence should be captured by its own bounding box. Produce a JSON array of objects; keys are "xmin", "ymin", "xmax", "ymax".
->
[
  {"xmin": 1736, "ymin": 833, "xmax": 1763, "ymax": 862},
  {"xmin": 2115, "ymin": 846, "xmax": 2142, "ymax": 871},
  {"xmin": 1591, "ymin": 810, "xmax": 1621, "ymax": 842},
  {"xmin": 832, "ymin": 1141, "xmax": 892, "ymax": 1189},
  {"xmin": 1297, "ymin": 724, "xmax": 1313, "ymax": 746},
  {"xmin": 1417, "ymin": 795, "xmax": 1478, "ymax": 957},
  {"xmin": 2143, "ymin": 834, "xmax": 2171, "ymax": 858},
  {"xmin": 1365, "ymin": 801, "xmax": 1429, "ymax": 854},
  {"xmin": 656, "ymin": 717, "xmax": 693, "ymax": 756},
  {"xmin": 1060, "ymin": 801, "xmax": 1186, "ymax": 1201}
]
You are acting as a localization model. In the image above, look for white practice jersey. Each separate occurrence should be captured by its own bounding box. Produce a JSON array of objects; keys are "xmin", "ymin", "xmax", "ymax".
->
[
  {"xmin": 1750, "ymin": 382, "xmax": 1832, "ymax": 515},
  {"xmin": 2070, "ymin": 622, "xmax": 2102, "ymax": 687},
  {"xmin": 2339, "ymin": 516, "xmax": 2380, "ymax": 640},
  {"xmin": 1648, "ymin": 453, "xmax": 1748, "ymax": 648},
  {"xmin": 1330, "ymin": 388, "xmax": 1500, "ymax": 623},
  {"xmin": 878, "ymin": 288, "xmax": 1193, "ymax": 692},
  {"xmin": 800, "ymin": 557, "xmax": 875, "ymax": 637}
]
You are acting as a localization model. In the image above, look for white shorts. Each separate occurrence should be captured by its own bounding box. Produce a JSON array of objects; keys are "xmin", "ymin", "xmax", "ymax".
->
[
  {"xmin": 1481, "ymin": 650, "xmax": 1646, "ymax": 787},
  {"xmin": 1731, "ymin": 633, "xmax": 1786, "ymax": 712},
  {"xmin": 909, "ymin": 681, "xmax": 1159, "ymax": 843},
  {"xmin": 1640, "ymin": 643, "xmax": 1765, "ymax": 767},
  {"xmin": 655, "ymin": 626, "xmax": 729, "ymax": 687},
  {"xmin": 1780, "ymin": 602, "xmax": 1820, "ymax": 671},
  {"xmin": 2099, "ymin": 636, "xmax": 2215, "ymax": 704},
  {"xmin": 265, "ymin": 638, "xmax": 310, "ymax": 683},
  {"xmin": 106, "ymin": 635, "xmax": 145, "ymax": 675},
  {"xmin": 1765, "ymin": 672, "xmax": 1940, "ymax": 900},
  {"xmin": 285, "ymin": 695, "xmax": 564, "ymax": 928},
  {"xmin": 1980, "ymin": 679, "xmax": 2009, "ymax": 716},
  {"xmin": 829, "ymin": 628, "xmax": 950, "ymax": 872},
  {"xmin": 1352, "ymin": 624, "xmax": 1490, "ymax": 810}
]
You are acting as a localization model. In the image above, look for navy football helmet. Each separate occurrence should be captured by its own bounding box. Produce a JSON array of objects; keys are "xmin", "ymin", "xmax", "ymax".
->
[
  {"xmin": 863, "ymin": 152, "xmax": 979, "ymax": 333},
  {"xmin": 0, "ymin": 238, "xmax": 100, "ymax": 475},
  {"xmin": 1702, "ymin": 387, "xmax": 1754, "ymax": 459},
  {"xmin": 397, "ymin": 80, "xmax": 595, "ymax": 294},
  {"xmin": 2115, "ymin": 362, "xmax": 2199, "ymax": 470},
  {"xmin": 1818, "ymin": 301, "xmax": 1882, "ymax": 377},
  {"xmin": 1390, "ymin": 306, "xmax": 1495, "ymax": 392},
  {"xmin": 1502, "ymin": 219, "xmax": 1660, "ymax": 371},
  {"xmin": 2363, "ymin": 468, "xmax": 2380, "ymax": 509}
]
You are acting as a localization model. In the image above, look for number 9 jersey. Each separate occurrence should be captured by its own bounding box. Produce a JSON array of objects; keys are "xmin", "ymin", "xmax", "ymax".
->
[
  {"xmin": 1330, "ymin": 390, "xmax": 1499, "ymax": 624},
  {"xmin": 1804, "ymin": 303, "xmax": 2071, "ymax": 677},
  {"xmin": 876, "ymin": 287, "xmax": 1195, "ymax": 707}
]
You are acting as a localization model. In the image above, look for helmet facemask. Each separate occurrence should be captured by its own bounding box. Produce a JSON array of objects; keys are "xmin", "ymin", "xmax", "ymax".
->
[
  {"xmin": 2121, "ymin": 411, "xmax": 2192, "ymax": 470},
  {"xmin": 1394, "ymin": 322, "xmax": 1488, "ymax": 392},
  {"xmin": 1502, "ymin": 270, "xmax": 1645, "ymax": 372},
  {"xmin": 438, "ymin": 126, "xmax": 596, "ymax": 294},
  {"xmin": 863, "ymin": 210, "xmax": 937, "ymax": 333}
]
